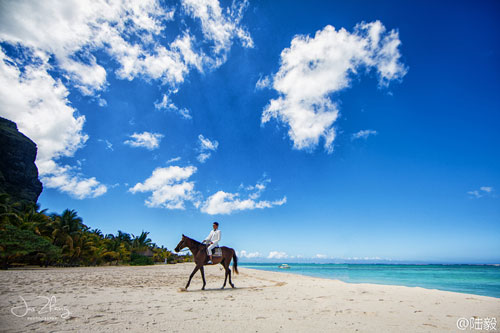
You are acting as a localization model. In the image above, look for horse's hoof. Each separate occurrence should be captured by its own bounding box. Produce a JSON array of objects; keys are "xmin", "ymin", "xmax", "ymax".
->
[
  {"xmin": 221, "ymin": 286, "xmax": 225, "ymax": 289},
  {"xmin": 231, "ymin": 284, "xmax": 235, "ymax": 288},
  {"xmin": 178, "ymin": 287, "xmax": 187, "ymax": 292},
  {"xmin": 201, "ymin": 287, "xmax": 205, "ymax": 290}
]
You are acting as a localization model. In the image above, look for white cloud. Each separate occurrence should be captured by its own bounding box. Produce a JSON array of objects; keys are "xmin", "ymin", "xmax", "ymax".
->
[
  {"xmin": 0, "ymin": 50, "xmax": 86, "ymax": 165},
  {"xmin": 129, "ymin": 169, "xmax": 286, "ymax": 214},
  {"xmin": 262, "ymin": 21, "xmax": 407, "ymax": 153},
  {"xmin": 468, "ymin": 190, "xmax": 481, "ymax": 198},
  {"xmin": 238, "ymin": 250, "xmax": 262, "ymax": 258},
  {"xmin": 182, "ymin": 0, "xmax": 253, "ymax": 65},
  {"xmin": 124, "ymin": 132, "xmax": 164, "ymax": 150},
  {"xmin": 0, "ymin": 0, "xmax": 252, "ymax": 198},
  {"xmin": 246, "ymin": 178, "xmax": 271, "ymax": 200},
  {"xmin": 59, "ymin": 56, "xmax": 107, "ymax": 96},
  {"xmin": 41, "ymin": 162, "xmax": 108, "ymax": 199},
  {"xmin": 255, "ymin": 75, "xmax": 271, "ymax": 90},
  {"xmin": 352, "ymin": 129, "xmax": 378, "ymax": 140},
  {"xmin": 480, "ymin": 186, "xmax": 493, "ymax": 193},
  {"xmin": 199, "ymin": 134, "xmax": 219, "ymax": 151},
  {"xmin": 154, "ymin": 93, "xmax": 192, "ymax": 119},
  {"xmin": 197, "ymin": 134, "xmax": 219, "ymax": 163},
  {"xmin": 0, "ymin": 0, "xmax": 188, "ymax": 199},
  {"xmin": 154, "ymin": 94, "xmax": 173, "ymax": 110},
  {"xmin": 0, "ymin": 0, "xmax": 179, "ymax": 94},
  {"xmin": 98, "ymin": 139, "xmax": 114, "ymax": 151},
  {"xmin": 197, "ymin": 153, "xmax": 211, "ymax": 163},
  {"xmin": 315, "ymin": 254, "xmax": 328, "ymax": 259},
  {"xmin": 129, "ymin": 165, "xmax": 198, "ymax": 209},
  {"xmin": 345, "ymin": 256, "xmax": 383, "ymax": 261},
  {"xmin": 468, "ymin": 186, "xmax": 494, "ymax": 199},
  {"xmin": 0, "ymin": 48, "xmax": 107, "ymax": 199},
  {"xmin": 177, "ymin": 108, "xmax": 192, "ymax": 119},
  {"xmin": 267, "ymin": 251, "xmax": 288, "ymax": 259},
  {"xmin": 98, "ymin": 98, "xmax": 107, "ymax": 107},
  {"xmin": 166, "ymin": 156, "xmax": 182, "ymax": 164},
  {"xmin": 200, "ymin": 179, "xmax": 286, "ymax": 215}
]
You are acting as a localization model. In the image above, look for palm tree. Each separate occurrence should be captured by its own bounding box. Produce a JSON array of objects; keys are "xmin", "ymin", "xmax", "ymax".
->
[
  {"xmin": 50, "ymin": 209, "xmax": 86, "ymax": 263},
  {"xmin": 17, "ymin": 203, "xmax": 52, "ymax": 238},
  {"xmin": 132, "ymin": 231, "xmax": 152, "ymax": 251},
  {"xmin": 101, "ymin": 237, "xmax": 130, "ymax": 264},
  {"xmin": 68, "ymin": 231, "xmax": 98, "ymax": 265},
  {"xmin": 91, "ymin": 228, "xmax": 103, "ymax": 237},
  {"xmin": 116, "ymin": 230, "xmax": 133, "ymax": 248},
  {"xmin": 0, "ymin": 193, "xmax": 12, "ymax": 215},
  {"xmin": 0, "ymin": 194, "xmax": 22, "ymax": 226},
  {"xmin": 89, "ymin": 242, "xmax": 120, "ymax": 265}
]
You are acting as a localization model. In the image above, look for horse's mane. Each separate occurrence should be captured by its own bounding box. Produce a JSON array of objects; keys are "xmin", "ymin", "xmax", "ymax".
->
[{"xmin": 184, "ymin": 235, "xmax": 203, "ymax": 246}]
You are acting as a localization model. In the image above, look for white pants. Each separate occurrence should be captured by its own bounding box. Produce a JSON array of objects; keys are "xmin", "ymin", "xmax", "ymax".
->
[{"xmin": 207, "ymin": 242, "xmax": 219, "ymax": 255}]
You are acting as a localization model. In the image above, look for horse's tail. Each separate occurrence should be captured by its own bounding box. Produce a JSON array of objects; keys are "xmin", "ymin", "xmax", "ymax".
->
[{"xmin": 232, "ymin": 250, "xmax": 239, "ymax": 275}]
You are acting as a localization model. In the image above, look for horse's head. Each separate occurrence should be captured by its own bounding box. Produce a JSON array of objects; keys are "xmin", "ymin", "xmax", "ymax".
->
[{"xmin": 174, "ymin": 234, "xmax": 187, "ymax": 253}]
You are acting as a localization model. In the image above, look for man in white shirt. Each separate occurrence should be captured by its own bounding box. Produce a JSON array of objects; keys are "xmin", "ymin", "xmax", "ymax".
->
[{"xmin": 203, "ymin": 222, "xmax": 221, "ymax": 264}]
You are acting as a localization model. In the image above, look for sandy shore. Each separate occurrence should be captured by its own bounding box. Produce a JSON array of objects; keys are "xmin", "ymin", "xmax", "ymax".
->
[{"xmin": 1, "ymin": 263, "xmax": 499, "ymax": 332}]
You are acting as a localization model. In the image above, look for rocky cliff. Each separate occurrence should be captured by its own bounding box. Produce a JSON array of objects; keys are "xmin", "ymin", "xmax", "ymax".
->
[{"xmin": 0, "ymin": 117, "xmax": 43, "ymax": 203}]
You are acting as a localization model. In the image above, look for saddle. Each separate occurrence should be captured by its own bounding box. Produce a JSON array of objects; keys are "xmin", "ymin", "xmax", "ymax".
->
[
  {"xmin": 212, "ymin": 246, "xmax": 222, "ymax": 257},
  {"xmin": 203, "ymin": 245, "xmax": 222, "ymax": 265},
  {"xmin": 203, "ymin": 242, "xmax": 222, "ymax": 257}
]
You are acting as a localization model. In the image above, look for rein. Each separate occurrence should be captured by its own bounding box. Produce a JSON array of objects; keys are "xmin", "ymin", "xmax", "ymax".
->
[{"xmin": 176, "ymin": 237, "xmax": 205, "ymax": 254}]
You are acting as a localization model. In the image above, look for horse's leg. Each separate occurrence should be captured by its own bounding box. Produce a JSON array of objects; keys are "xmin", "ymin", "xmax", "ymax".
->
[
  {"xmin": 228, "ymin": 266, "xmax": 235, "ymax": 288},
  {"xmin": 185, "ymin": 265, "xmax": 200, "ymax": 290},
  {"xmin": 221, "ymin": 268, "xmax": 229, "ymax": 289},
  {"xmin": 200, "ymin": 266, "xmax": 206, "ymax": 290},
  {"xmin": 228, "ymin": 253, "xmax": 235, "ymax": 288},
  {"xmin": 221, "ymin": 261, "xmax": 229, "ymax": 289}
]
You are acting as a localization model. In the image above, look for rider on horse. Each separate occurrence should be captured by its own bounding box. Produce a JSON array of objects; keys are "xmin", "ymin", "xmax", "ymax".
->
[{"xmin": 202, "ymin": 222, "xmax": 220, "ymax": 264}]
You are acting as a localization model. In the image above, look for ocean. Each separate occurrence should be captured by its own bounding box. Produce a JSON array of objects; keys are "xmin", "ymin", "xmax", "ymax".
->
[{"xmin": 239, "ymin": 263, "xmax": 500, "ymax": 298}]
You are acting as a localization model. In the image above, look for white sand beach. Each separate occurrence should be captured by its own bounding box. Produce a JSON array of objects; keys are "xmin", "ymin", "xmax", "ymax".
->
[{"xmin": 1, "ymin": 263, "xmax": 499, "ymax": 332}]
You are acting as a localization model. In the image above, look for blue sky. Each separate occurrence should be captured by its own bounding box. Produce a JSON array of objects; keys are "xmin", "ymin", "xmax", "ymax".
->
[{"xmin": 1, "ymin": 0, "xmax": 499, "ymax": 263}]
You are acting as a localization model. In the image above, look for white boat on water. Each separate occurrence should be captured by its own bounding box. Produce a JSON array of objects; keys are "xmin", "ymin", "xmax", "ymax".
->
[{"xmin": 278, "ymin": 264, "xmax": 290, "ymax": 269}]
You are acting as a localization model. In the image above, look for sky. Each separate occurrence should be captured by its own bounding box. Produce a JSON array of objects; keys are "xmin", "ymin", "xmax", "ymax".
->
[{"xmin": 0, "ymin": 0, "xmax": 499, "ymax": 263}]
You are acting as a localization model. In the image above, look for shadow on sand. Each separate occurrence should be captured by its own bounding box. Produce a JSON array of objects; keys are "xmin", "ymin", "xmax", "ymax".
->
[{"xmin": 178, "ymin": 286, "xmax": 257, "ymax": 292}]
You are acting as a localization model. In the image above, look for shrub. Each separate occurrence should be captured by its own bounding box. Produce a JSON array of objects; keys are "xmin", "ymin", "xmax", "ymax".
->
[
  {"xmin": 130, "ymin": 252, "xmax": 154, "ymax": 266},
  {"xmin": 0, "ymin": 224, "xmax": 62, "ymax": 269}
]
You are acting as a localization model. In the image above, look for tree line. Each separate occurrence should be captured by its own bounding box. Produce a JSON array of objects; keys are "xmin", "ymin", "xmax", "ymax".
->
[{"xmin": 0, "ymin": 194, "xmax": 192, "ymax": 269}]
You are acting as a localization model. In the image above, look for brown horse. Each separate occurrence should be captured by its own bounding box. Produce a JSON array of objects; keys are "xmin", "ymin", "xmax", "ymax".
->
[{"xmin": 174, "ymin": 234, "xmax": 238, "ymax": 290}]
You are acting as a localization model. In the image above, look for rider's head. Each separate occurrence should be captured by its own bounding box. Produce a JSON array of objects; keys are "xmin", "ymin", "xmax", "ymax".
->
[{"xmin": 213, "ymin": 222, "xmax": 219, "ymax": 230}]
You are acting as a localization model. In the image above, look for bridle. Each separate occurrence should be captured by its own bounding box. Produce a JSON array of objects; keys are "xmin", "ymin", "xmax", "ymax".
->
[
  {"xmin": 175, "ymin": 239, "xmax": 191, "ymax": 253},
  {"xmin": 175, "ymin": 236, "xmax": 205, "ymax": 253}
]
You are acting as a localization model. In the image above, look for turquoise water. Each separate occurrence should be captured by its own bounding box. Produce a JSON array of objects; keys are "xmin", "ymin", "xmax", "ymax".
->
[{"xmin": 240, "ymin": 263, "xmax": 500, "ymax": 298}]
